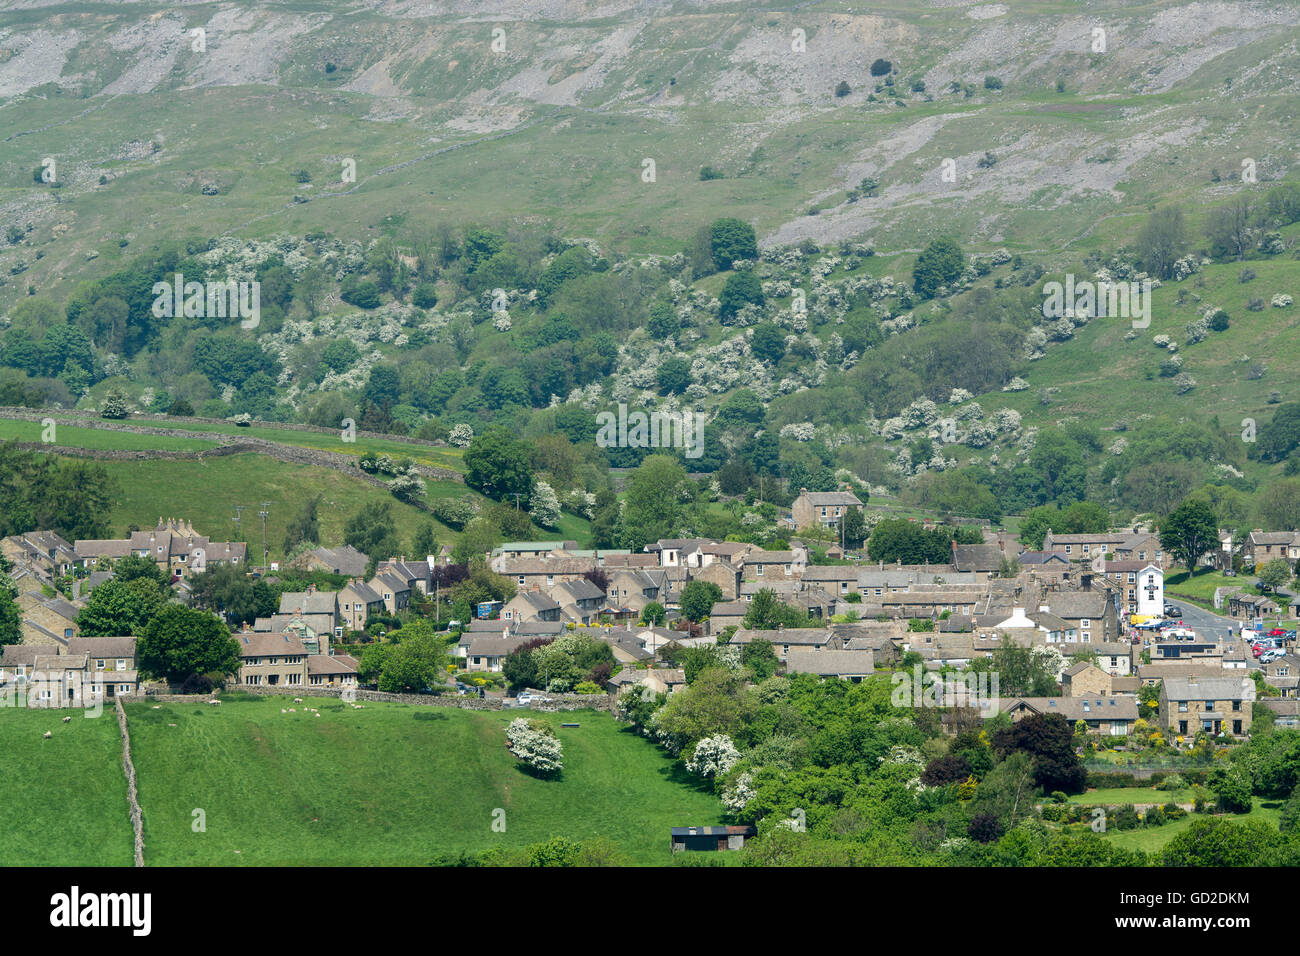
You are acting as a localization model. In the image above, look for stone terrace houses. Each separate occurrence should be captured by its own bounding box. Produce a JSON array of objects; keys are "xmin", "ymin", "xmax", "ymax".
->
[
  {"xmin": 1159, "ymin": 674, "xmax": 1257, "ymax": 737},
  {"xmin": 237, "ymin": 631, "xmax": 309, "ymax": 688},
  {"xmin": 75, "ymin": 518, "xmax": 246, "ymax": 580},
  {"xmin": 790, "ymin": 489, "xmax": 863, "ymax": 531}
]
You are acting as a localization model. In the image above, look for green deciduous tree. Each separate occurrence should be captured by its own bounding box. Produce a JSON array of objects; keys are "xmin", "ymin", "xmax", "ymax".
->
[
  {"xmin": 679, "ymin": 580, "xmax": 723, "ymax": 622},
  {"xmin": 619, "ymin": 455, "xmax": 689, "ymax": 552},
  {"xmin": 464, "ymin": 426, "xmax": 534, "ymax": 504},
  {"xmin": 137, "ymin": 604, "xmax": 241, "ymax": 685},
  {"xmin": 1159, "ymin": 499, "xmax": 1219, "ymax": 569},
  {"xmin": 76, "ymin": 578, "xmax": 168, "ymax": 637},
  {"xmin": 709, "ymin": 218, "xmax": 758, "ymax": 270},
  {"xmin": 912, "ymin": 237, "xmax": 965, "ymax": 298}
]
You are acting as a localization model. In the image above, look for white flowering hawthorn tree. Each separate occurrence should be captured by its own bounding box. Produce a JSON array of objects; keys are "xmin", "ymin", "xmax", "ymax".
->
[{"xmin": 506, "ymin": 718, "xmax": 564, "ymax": 774}]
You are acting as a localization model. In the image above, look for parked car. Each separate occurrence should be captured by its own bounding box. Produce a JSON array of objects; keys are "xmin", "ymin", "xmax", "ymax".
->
[{"xmin": 1164, "ymin": 604, "xmax": 1182, "ymax": 617}]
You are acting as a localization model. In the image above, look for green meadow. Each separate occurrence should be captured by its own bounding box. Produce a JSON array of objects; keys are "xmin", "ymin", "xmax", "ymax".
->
[{"xmin": 124, "ymin": 697, "xmax": 722, "ymax": 865}]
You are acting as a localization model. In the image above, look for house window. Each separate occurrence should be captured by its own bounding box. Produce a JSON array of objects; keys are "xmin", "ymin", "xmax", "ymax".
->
[
  {"xmin": 756, "ymin": 566, "xmax": 764, "ymax": 576},
  {"xmin": 118, "ymin": 684, "xmax": 129, "ymax": 694},
  {"xmin": 518, "ymin": 576, "xmax": 525, "ymax": 586},
  {"xmin": 116, "ymin": 659, "xmax": 126, "ymax": 671},
  {"xmin": 1178, "ymin": 701, "xmax": 1188, "ymax": 712},
  {"xmin": 96, "ymin": 659, "xmax": 105, "ymax": 670}
]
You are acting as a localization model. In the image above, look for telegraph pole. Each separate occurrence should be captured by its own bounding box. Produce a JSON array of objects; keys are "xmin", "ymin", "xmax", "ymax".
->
[
  {"xmin": 258, "ymin": 502, "xmax": 270, "ymax": 574},
  {"xmin": 233, "ymin": 505, "xmax": 245, "ymax": 542}
]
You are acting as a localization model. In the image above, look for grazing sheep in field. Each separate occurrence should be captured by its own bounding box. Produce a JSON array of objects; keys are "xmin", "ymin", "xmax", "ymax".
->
[
  {"xmin": 43, "ymin": 731, "xmax": 51, "ymax": 738},
  {"xmin": 62, "ymin": 716, "xmax": 71, "ymax": 723}
]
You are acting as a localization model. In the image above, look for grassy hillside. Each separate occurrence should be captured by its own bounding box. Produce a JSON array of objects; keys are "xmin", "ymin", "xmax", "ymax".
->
[
  {"xmin": 125, "ymin": 696, "xmax": 721, "ymax": 865},
  {"xmin": 0, "ymin": 708, "xmax": 135, "ymax": 867},
  {"xmin": 4, "ymin": 1, "xmax": 1300, "ymax": 307},
  {"xmin": 97, "ymin": 453, "xmax": 466, "ymax": 562}
]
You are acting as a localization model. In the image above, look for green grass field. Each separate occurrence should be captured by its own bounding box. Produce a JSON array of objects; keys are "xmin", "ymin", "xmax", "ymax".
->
[
  {"xmin": 1101, "ymin": 802, "xmax": 1284, "ymax": 854},
  {"xmin": 123, "ymin": 697, "xmax": 722, "ymax": 865},
  {"xmin": 1066, "ymin": 787, "xmax": 1192, "ymax": 805},
  {"xmin": 0, "ymin": 707, "xmax": 135, "ymax": 867},
  {"xmin": 0, "ymin": 412, "xmax": 466, "ymax": 474},
  {"xmin": 97, "ymin": 453, "xmax": 457, "ymax": 562},
  {"xmin": 0, "ymin": 418, "xmax": 219, "ymax": 452}
]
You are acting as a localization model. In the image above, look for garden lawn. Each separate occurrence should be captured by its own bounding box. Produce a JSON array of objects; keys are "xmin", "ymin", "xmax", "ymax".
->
[
  {"xmin": 1066, "ymin": 787, "xmax": 1192, "ymax": 805},
  {"xmin": 125, "ymin": 696, "xmax": 722, "ymax": 865},
  {"xmin": 1102, "ymin": 802, "xmax": 1283, "ymax": 854},
  {"xmin": 0, "ymin": 707, "xmax": 135, "ymax": 866}
]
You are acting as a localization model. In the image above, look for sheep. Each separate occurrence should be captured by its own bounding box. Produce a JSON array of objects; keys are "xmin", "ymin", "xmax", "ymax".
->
[
  {"xmin": 293, "ymin": 698, "xmax": 303, "ymax": 704},
  {"xmin": 62, "ymin": 716, "xmax": 71, "ymax": 723},
  {"xmin": 43, "ymin": 731, "xmax": 51, "ymax": 739}
]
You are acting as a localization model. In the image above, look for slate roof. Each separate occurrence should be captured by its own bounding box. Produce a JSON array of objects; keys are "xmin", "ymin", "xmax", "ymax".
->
[
  {"xmin": 67, "ymin": 637, "xmax": 137, "ymax": 659},
  {"xmin": 785, "ymin": 649, "xmax": 875, "ymax": 677},
  {"xmin": 237, "ymin": 632, "xmax": 308, "ymax": 658}
]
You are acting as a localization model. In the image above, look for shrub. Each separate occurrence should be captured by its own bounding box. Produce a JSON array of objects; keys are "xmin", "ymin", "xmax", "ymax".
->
[
  {"xmin": 1113, "ymin": 805, "xmax": 1140, "ymax": 830},
  {"xmin": 1156, "ymin": 773, "xmax": 1186, "ymax": 791},
  {"xmin": 100, "ymin": 389, "xmax": 130, "ymax": 420},
  {"xmin": 967, "ymin": 812, "xmax": 1004, "ymax": 843},
  {"xmin": 506, "ymin": 718, "xmax": 563, "ymax": 775},
  {"xmin": 1209, "ymin": 766, "xmax": 1253, "ymax": 814},
  {"xmin": 685, "ymin": 733, "xmax": 741, "ymax": 778},
  {"xmin": 1144, "ymin": 805, "xmax": 1166, "ymax": 827},
  {"xmin": 412, "ymin": 283, "xmax": 438, "ymax": 309},
  {"xmin": 1280, "ymin": 786, "xmax": 1300, "ymax": 834}
]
